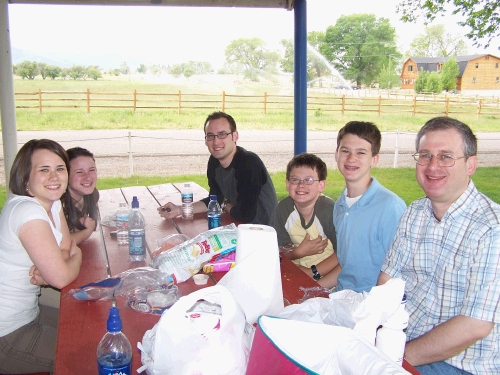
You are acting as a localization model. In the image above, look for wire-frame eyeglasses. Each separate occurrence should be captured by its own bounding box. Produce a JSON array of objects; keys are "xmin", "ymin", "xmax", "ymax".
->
[
  {"xmin": 412, "ymin": 152, "xmax": 465, "ymax": 167},
  {"xmin": 205, "ymin": 131, "xmax": 234, "ymax": 141}
]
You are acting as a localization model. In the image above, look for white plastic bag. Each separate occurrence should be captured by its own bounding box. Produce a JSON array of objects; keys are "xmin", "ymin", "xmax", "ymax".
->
[{"xmin": 138, "ymin": 285, "xmax": 255, "ymax": 375}]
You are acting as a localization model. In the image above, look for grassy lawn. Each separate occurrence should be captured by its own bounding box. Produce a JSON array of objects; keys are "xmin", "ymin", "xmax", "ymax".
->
[
  {"xmin": 1, "ymin": 167, "xmax": 498, "ymax": 211},
  {"xmin": 13, "ymin": 78, "xmax": 500, "ymax": 133}
]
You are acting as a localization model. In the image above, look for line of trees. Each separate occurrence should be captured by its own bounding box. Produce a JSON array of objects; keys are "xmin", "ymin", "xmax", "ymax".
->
[{"xmin": 13, "ymin": 61, "xmax": 103, "ymax": 81}]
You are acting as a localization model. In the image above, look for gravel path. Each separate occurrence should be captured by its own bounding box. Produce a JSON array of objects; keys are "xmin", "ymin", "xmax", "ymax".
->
[{"xmin": 0, "ymin": 130, "xmax": 498, "ymax": 184}]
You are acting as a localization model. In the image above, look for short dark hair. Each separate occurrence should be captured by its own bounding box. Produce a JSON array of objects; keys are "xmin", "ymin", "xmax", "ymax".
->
[
  {"xmin": 416, "ymin": 116, "xmax": 477, "ymax": 158},
  {"xmin": 336, "ymin": 121, "xmax": 381, "ymax": 156},
  {"xmin": 286, "ymin": 153, "xmax": 327, "ymax": 181},
  {"xmin": 67, "ymin": 147, "xmax": 95, "ymax": 162},
  {"xmin": 9, "ymin": 139, "xmax": 69, "ymax": 196},
  {"xmin": 203, "ymin": 111, "xmax": 237, "ymax": 134}
]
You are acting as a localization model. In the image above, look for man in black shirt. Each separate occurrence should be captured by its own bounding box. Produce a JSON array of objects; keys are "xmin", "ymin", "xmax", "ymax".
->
[{"xmin": 158, "ymin": 111, "xmax": 277, "ymax": 225}]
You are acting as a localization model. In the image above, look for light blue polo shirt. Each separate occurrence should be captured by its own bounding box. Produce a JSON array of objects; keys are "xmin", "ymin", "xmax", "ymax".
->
[{"xmin": 334, "ymin": 177, "xmax": 406, "ymax": 293}]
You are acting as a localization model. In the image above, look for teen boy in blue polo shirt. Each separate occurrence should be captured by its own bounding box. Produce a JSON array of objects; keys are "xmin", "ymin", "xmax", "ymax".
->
[{"xmin": 318, "ymin": 121, "xmax": 406, "ymax": 292}]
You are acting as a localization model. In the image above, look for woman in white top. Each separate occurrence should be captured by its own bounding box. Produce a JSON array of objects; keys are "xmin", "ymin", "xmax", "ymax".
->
[{"xmin": 0, "ymin": 139, "xmax": 82, "ymax": 374}]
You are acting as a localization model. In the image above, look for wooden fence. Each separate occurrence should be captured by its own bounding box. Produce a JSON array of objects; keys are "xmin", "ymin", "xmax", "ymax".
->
[{"xmin": 13, "ymin": 89, "xmax": 500, "ymax": 118}]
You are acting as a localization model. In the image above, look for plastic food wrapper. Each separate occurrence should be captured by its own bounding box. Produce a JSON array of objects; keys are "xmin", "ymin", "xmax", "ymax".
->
[
  {"xmin": 127, "ymin": 286, "xmax": 181, "ymax": 315},
  {"xmin": 138, "ymin": 285, "xmax": 254, "ymax": 375},
  {"xmin": 152, "ymin": 233, "xmax": 190, "ymax": 259},
  {"xmin": 100, "ymin": 209, "xmax": 119, "ymax": 227},
  {"xmin": 150, "ymin": 223, "xmax": 237, "ymax": 283},
  {"xmin": 278, "ymin": 278, "xmax": 406, "ymax": 345},
  {"xmin": 297, "ymin": 286, "xmax": 331, "ymax": 304},
  {"xmin": 65, "ymin": 267, "xmax": 175, "ymax": 302},
  {"xmin": 202, "ymin": 250, "xmax": 236, "ymax": 273}
]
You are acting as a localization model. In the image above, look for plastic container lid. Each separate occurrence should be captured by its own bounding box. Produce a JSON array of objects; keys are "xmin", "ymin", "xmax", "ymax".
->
[{"xmin": 193, "ymin": 274, "xmax": 209, "ymax": 285}]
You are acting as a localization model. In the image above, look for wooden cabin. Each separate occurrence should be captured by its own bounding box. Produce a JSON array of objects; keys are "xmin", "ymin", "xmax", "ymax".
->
[{"xmin": 401, "ymin": 54, "xmax": 500, "ymax": 92}]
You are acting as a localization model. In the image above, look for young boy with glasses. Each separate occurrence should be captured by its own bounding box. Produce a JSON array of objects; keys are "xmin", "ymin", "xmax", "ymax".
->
[
  {"xmin": 273, "ymin": 153, "xmax": 339, "ymax": 282},
  {"xmin": 319, "ymin": 121, "xmax": 406, "ymax": 292}
]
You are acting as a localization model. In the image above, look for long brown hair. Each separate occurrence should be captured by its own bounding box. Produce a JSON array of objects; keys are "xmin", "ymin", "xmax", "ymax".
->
[{"xmin": 62, "ymin": 147, "xmax": 99, "ymax": 232}]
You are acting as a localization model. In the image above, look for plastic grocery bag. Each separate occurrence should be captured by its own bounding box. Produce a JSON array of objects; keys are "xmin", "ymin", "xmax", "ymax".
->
[
  {"xmin": 278, "ymin": 278, "xmax": 406, "ymax": 344},
  {"xmin": 246, "ymin": 315, "xmax": 410, "ymax": 375},
  {"xmin": 138, "ymin": 284, "xmax": 255, "ymax": 375}
]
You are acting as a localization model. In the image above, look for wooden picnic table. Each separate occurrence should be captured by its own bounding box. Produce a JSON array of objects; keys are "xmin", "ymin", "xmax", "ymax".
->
[{"xmin": 53, "ymin": 182, "xmax": 321, "ymax": 375}]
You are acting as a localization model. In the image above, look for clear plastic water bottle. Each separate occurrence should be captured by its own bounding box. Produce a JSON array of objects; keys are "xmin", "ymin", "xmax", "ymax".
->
[
  {"xmin": 97, "ymin": 306, "xmax": 132, "ymax": 375},
  {"xmin": 128, "ymin": 196, "xmax": 146, "ymax": 262},
  {"xmin": 181, "ymin": 183, "xmax": 194, "ymax": 220},
  {"xmin": 207, "ymin": 195, "xmax": 221, "ymax": 229},
  {"xmin": 116, "ymin": 202, "xmax": 130, "ymax": 245},
  {"xmin": 376, "ymin": 294, "xmax": 409, "ymax": 366}
]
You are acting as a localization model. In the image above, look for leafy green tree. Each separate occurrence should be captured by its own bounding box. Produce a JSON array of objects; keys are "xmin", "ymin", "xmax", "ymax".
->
[
  {"xmin": 37, "ymin": 62, "xmax": 48, "ymax": 80},
  {"xmin": 15, "ymin": 60, "xmax": 39, "ymax": 80},
  {"xmin": 225, "ymin": 38, "xmax": 280, "ymax": 81},
  {"xmin": 280, "ymin": 38, "xmax": 294, "ymax": 73},
  {"xmin": 440, "ymin": 57, "xmax": 460, "ymax": 91},
  {"xmin": 426, "ymin": 71, "xmax": 443, "ymax": 93},
  {"xmin": 120, "ymin": 61, "xmax": 130, "ymax": 75},
  {"xmin": 320, "ymin": 14, "xmax": 401, "ymax": 87},
  {"xmin": 377, "ymin": 60, "xmax": 401, "ymax": 89},
  {"xmin": 67, "ymin": 65, "xmax": 86, "ymax": 80},
  {"xmin": 87, "ymin": 67, "xmax": 102, "ymax": 81},
  {"xmin": 280, "ymin": 32, "xmax": 330, "ymax": 84},
  {"xmin": 137, "ymin": 64, "xmax": 147, "ymax": 74},
  {"xmin": 397, "ymin": 0, "xmax": 499, "ymax": 47},
  {"xmin": 414, "ymin": 68, "xmax": 429, "ymax": 93},
  {"xmin": 169, "ymin": 64, "xmax": 183, "ymax": 77},
  {"xmin": 183, "ymin": 65, "xmax": 195, "ymax": 78},
  {"xmin": 45, "ymin": 65, "xmax": 62, "ymax": 80},
  {"xmin": 406, "ymin": 24, "xmax": 468, "ymax": 58}
]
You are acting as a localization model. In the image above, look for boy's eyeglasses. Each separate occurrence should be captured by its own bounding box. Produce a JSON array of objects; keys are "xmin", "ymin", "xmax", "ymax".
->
[
  {"xmin": 288, "ymin": 177, "xmax": 320, "ymax": 185},
  {"xmin": 205, "ymin": 132, "xmax": 233, "ymax": 141},
  {"xmin": 412, "ymin": 152, "xmax": 465, "ymax": 167}
]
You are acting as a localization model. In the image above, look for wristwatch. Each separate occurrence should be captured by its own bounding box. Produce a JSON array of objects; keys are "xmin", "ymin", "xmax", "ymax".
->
[{"xmin": 311, "ymin": 265, "xmax": 321, "ymax": 280}]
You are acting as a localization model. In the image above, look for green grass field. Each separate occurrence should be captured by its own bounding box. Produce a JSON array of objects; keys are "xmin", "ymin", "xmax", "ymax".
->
[{"xmin": 13, "ymin": 77, "xmax": 500, "ymax": 133}]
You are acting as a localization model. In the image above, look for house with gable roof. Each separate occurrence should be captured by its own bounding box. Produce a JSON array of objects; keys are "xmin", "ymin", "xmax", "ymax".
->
[{"xmin": 401, "ymin": 54, "xmax": 500, "ymax": 93}]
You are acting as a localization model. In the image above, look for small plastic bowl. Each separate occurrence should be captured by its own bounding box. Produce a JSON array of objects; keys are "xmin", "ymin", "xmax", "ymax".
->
[{"xmin": 193, "ymin": 274, "xmax": 209, "ymax": 285}]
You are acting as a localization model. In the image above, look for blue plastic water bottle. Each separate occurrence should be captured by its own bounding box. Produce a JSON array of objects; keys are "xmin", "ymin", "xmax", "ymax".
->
[
  {"xmin": 207, "ymin": 195, "xmax": 221, "ymax": 229},
  {"xmin": 97, "ymin": 306, "xmax": 132, "ymax": 375}
]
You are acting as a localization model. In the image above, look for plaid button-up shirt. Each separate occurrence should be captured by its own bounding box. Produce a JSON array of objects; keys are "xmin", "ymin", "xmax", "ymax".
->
[{"xmin": 382, "ymin": 180, "xmax": 500, "ymax": 374}]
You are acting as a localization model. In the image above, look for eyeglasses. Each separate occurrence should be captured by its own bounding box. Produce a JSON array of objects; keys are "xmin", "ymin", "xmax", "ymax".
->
[
  {"xmin": 412, "ymin": 152, "xmax": 465, "ymax": 167},
  {"xmin": 288, "ymin": 177, "xmax": 320, "ymax": 185},
  {"xmin": 205, "ymin": 131, "xmax": 233, "ymax": 141}
]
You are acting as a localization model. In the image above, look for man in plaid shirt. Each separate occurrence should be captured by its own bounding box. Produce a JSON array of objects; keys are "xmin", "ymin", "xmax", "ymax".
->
[{"xmin": 379, "ymin": 117, "xmax": 500, "ymax": 375}]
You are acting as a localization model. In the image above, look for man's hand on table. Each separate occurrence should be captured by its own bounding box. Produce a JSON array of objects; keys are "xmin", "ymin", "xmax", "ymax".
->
[{"xmin": 158, "ymin": 202, "xmax": 181, "ymax": 219}]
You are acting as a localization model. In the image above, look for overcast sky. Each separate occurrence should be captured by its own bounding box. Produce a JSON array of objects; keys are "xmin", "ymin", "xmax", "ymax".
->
[{"xmin": 8, "ymin": 0, "xmax": 499, "ymax": 69}]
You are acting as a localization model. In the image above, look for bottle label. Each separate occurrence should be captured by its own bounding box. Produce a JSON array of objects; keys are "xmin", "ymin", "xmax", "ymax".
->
[
  {"xmin": 208, "ymin": 215, "xmax": 221, "ymax": 229},
  {"xmin": 129, "ymin": 229, "xmax": 145, "ymax": 255},
  {"xmin": 181, "ymin": 193, "xmax": 193, "ymax": 203},
  {"xmin": 98, "ymin": 357, "xmax": 131, "ymax": 375}
]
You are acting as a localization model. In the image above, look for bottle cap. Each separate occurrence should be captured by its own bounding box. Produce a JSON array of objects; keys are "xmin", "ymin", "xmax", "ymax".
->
[
  {"xmin": 132, "ymin": 196, "xmax": 139, "ymax": 209},
  {"xmin": 107, "ymin": 306, "xmax": 122, "ymax": 332},
  {"xmin": 210, "ymin": 195, "xmax": 217, "ymax": 200},
  {"xmin": 119, "ymin": 202, "xmax": 126, "ymax": 208}
]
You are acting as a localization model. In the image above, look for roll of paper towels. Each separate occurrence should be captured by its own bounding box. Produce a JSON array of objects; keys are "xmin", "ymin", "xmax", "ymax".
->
[{"xmin": 218, "ymin": 224, "xmax": 284, "ymax": 324}]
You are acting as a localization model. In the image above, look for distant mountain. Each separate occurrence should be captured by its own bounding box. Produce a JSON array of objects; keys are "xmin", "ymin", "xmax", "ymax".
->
[{"xmin": 11, "ymin": 47, "xmax": 154, "ymax": 70}]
